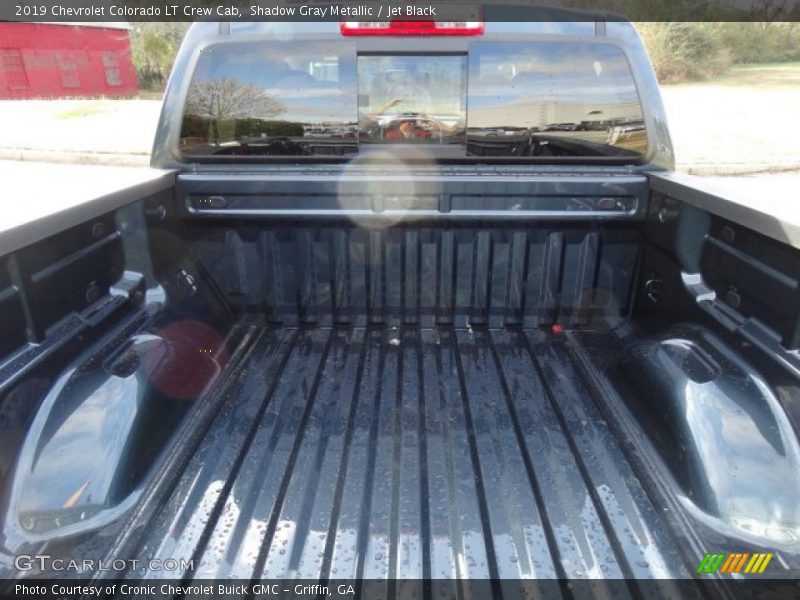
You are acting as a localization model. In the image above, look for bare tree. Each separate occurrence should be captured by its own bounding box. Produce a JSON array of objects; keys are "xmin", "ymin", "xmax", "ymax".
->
[{"xmin": 185, "ymin": 78, "xmax": 286, "ymax": 143}]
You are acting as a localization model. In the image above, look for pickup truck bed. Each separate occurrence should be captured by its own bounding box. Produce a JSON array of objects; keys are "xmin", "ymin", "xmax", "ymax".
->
[
  {"xmin": 122, "ymin": 323, "xmax": 691, "ymax": 582},
  {"xmin": 3, "ymin": 171, "xmax": 800, "ymax": 593},
  {"xmin": 4, "ymin": 173, "xmax": 800, "ymax": 591}
]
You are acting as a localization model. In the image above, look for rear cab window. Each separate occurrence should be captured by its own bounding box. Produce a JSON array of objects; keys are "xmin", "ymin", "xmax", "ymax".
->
[
  {"xmin": 181, "ymin": 40, "xmax": 358, "ymax": 158},
  {"xmin": 179, "ymin": 39, "xmax": 647, "ymax": 161},
  {"xmin": 358, "ymin": 55, "xmax": 466, "ymax": 147}
]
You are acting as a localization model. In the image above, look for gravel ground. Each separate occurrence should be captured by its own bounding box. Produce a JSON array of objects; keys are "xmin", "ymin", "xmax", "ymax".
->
[
  {"xmin": 661, "ymin": 64, "xmax": 800, "ymax": 174},
  {"xmin": 0, "ymin": 99, "xmax": 161, "ymax": 156},
  {"xmin": 1, "ymin": 64, "xmax": 798, "ymax": 174}
]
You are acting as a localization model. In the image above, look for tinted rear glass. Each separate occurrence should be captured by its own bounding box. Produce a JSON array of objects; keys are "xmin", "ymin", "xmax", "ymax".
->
[
  {"xmin": 358, "ymin": 55, "xmax": 466, "ymax": 145},
  {"xmin": 468, "ymin": 42, "xmax": 647, "ymax": 158},
  {"xmin": 181, "ymin": 41, "xmax": 358, "ymax": 158},
  {"xmin": 179, "ymin": 40, "xmax": 647, "ymax": 160}
]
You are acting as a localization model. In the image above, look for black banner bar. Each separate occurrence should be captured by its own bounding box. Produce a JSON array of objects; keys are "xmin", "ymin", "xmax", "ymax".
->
[
  {"xmin": 3, "ymin": 0, "xmax": 800, "ymax": 23},
  {"xmin": 2, "ymin": 579, "xmax": 800, "ymax": 600}
]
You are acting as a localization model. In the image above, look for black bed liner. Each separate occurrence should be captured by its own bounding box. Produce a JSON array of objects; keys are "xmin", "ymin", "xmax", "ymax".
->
[{"xmin": 115, "ymin": 324, "xmax": 704, "ymax": 590}]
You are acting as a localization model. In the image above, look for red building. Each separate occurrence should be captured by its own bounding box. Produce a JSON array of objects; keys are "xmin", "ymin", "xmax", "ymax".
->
[{"xmin": 0, "ymin": 22, "xmax": 138, "ymax": 99}]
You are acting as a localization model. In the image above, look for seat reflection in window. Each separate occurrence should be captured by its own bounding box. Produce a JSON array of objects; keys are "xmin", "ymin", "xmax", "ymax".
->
[
  {"xmin": 358, "ymin": 55, "xmax": 466, "ymax": 145},
  {"xmin": 385, "ymin": 118, "xmax": 432, "ymax": 140}
]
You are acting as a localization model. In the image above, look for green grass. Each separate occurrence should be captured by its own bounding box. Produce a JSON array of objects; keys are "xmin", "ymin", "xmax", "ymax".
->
[
  {"xmin": 731, "ymin": 62, "xmax": 800, "ymax": 71},
  {"xmin": 54, "ymin": 103, "xmax": 106, "ymax": 120},
  {"xmin": 663, "ymin": 61, "xmax": 800, "ymax": 87},
  {"xmin": 138, "ymin": 90, "xmax": 164, "ymax": 101},
  {"xmin": 715, "ymin": 62, "xmax": 800, "ymax": 87}
]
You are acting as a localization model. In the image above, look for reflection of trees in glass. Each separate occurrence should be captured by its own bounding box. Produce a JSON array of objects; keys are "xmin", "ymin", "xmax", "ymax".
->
[{"xmin": 185, "ymin": 78, "xmax": 286, "ymax": 143}]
